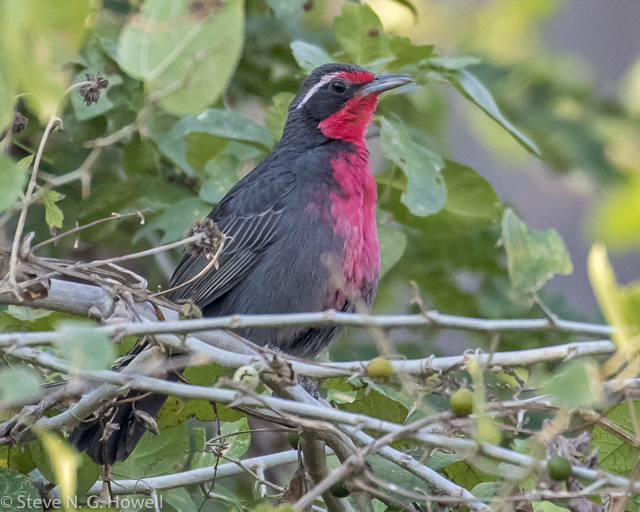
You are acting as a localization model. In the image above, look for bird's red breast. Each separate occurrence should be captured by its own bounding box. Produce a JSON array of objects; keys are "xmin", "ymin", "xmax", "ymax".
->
[
  {"xmin": 314, "ymin": 70, "xmax": 381, "ymax": 304},
  {"xmin": 329, "ymin": 148, "xmax": 380, "ymax": 300}
]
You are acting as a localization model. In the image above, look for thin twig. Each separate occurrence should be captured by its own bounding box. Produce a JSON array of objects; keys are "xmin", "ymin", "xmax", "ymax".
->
[
  {"xmin": 4, "ymin": 79, "xmax": 93, "ymax": 291},
  {"xmin": 0, "ymin": 148, "xmax": 103, "ymax": 230},
  {"xmin": 9, "ymin": 233, "xmax": 206, "ymax": 292},
  {"xmin": 31, "ymin": 211, "xmax": 148, "ymax": 251},
  {"xmin": 6, "ymin": 115, "xmax": 61, "ymax": 290},
  {"xmin": 150, "ymin": 235, "xmax": 227, "ymax": 298}
]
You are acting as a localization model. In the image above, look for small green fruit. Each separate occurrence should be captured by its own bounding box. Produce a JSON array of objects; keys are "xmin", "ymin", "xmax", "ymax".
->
[
  {"xmin": 547, "ymin": 455, "xmax": 572, "ymax": 481},
  {"xmin": 288, "ymin": 431, "xmax": 300, "ymax": 449},
  {"xmin": 233, "ymin": 366, "xmax": 260, "ymax": 390},
  {"xmin": 450, "ymin": 388, "xmax": 474, "ymax": 418},
  {"xmin": 367, "ymin": 357, "xmax": 394, "ymax": 379},
  {"xmin": 329, "ymin": 480, "xmax": 350, "ymax": 498}
]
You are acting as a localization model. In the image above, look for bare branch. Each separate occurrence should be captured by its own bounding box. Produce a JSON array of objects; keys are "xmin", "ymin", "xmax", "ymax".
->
[{"xmin": 84, "ymin": 447, "xmax": 316, "ymax": 495}]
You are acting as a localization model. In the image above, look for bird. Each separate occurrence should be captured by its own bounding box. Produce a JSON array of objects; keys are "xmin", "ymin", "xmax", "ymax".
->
[{"xmin": 70, "ymin": 63, "xmax": 414, "ymax": 465}]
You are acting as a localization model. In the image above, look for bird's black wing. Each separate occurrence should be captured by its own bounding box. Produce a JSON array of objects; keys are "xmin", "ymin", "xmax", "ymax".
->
[{"xmin": 167, "ymin": 162, "xmax": 296, "ymax": 308}]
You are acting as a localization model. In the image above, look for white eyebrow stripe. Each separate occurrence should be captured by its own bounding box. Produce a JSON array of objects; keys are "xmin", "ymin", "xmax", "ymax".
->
[{"xmin": 297, "ymin": 72, "xmax": 340, "ymax": 110}]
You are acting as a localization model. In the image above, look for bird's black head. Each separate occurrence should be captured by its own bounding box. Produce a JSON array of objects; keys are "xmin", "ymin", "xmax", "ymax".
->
[
  {"xmin": 291, "ymin": 63, "xmax": 375, "ymax": 120},
  {"xmin": 279, "ymin": 63, "xmax": 413, "ymax": 148}
]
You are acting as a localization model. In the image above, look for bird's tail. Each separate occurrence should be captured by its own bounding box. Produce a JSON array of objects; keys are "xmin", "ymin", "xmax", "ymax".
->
[
  {"xmin": 69, "ymin": 337, "xmax": 179, "ymax": 466},
  {"xmin": 68, "ymin": 388, "xmax": 170, "ymax": 466}
]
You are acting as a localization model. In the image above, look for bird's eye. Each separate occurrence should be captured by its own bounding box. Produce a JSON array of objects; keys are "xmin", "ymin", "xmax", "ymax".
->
[{"xmin": 331, "ymin": 80, "xmax": 346, "ymax": 94}]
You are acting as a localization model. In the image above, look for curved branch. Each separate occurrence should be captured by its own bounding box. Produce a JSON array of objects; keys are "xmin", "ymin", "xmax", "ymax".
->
[{"xmin": 0, "ymin": 280, "xmax": 612, "ymax": 338}]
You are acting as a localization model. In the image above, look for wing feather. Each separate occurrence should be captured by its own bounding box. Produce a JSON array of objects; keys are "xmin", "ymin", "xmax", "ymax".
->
[{"xmin": 167, "ymin": 170, "xmax": 295, "ymax": 308}]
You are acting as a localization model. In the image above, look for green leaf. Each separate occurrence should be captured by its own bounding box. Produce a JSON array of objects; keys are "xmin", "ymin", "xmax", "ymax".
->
[
  {"xmin": 334, "ymin": 3, "xmax": 390, "ymax": 66},
  {"xmin": 117, "ymin": 0, "xmax": 244, "ymax": 116},
  {"xmin": 323, "ymin": 377, "xmax": 358, "ymax": 404},
  {"xmin": 443, "ymin": 460, "xmax": 498, "ymax": 490},
  {"xmin": 501, "ymin": 208, "xmax": 572, "ymax": 293},
  {"xmin": 445, "ymin": 69, "xmax": 540, "ymax": 156},
  {"xmin": 252, "ymin": 506, "xmax": 296, "ymax": 512},
  {"xmin": 470, "ymin": 481, "xmax": 502, "ymax": 499},
  {"xmin": 377, "ymin": 217, "xmax": 407, "ymax": 278},
  {"xmin": 0, "ymin": 308, "xmax": 74, "ymax": 335},
  {"xmin": 17, "ymin": 155, "xmax": 34, "ymax": 171},
  {"xmin": 161, "ymin": 488, "xmax": 198, "ymax": 512},
  {"xmin": 588, "ymin": 244, "xmax": 640, "ymax": 353},
  {"xmin": 426, "ymin": 451, "xmax": 467, "ymax": 471},
  {"xmin": 290, "ymin": 41, "xmax": 335, "ymax": 73},
  {"xmin": 223, "ymin": 417, "xmax": 251, "ymax": 460},
  {"xmin": 380, "ymin": 116, "xmax": 447, "ymax": 216},
  {"xmin": 135, "ymin": 196, "xmax": 212, "ymax": 244},
  {"xmin": 266, "ymin": 0, "xmax": 307, "ymax": 19},
  {"xmin": 184, "ymin": 362, "xmax": 226, "ymax": 386},
  {"xmin": 152, "ymin": 109, "xmax": 272, "ymax": 177},
  {"xmin": 426, "ymin": 56, "xmax": 481, "ymax": 71},
  {"xmin": 5, "ymin": 306, "xmax": 52, "ymax": 322},
  {"xmin": 324, "ymin": 377, "xmax": 409, "ymax": 425},
  {"xmin": 591, "ymin": 401, "xmax": 640, "ymax": 476},
  {"xmin": 113, "ymin": 424, "xmax": 189, "ymax": 478},
  {"xmin": 542, "ymin": 360, "xmax": 603, "ymax": 409},
  {"xmin": 0, "ymin": 445, "xmax": 36, "ymax": 474},
  {"xmin": 157, "ymin": 363, "xmax": 243, "ymax": 428},
  {"xmin": 191, "ymin": 483, "xmax": 244, "ymax": 510},
  {"xmin": 0, "ymin": 367, "xmax": 41, "ymax": 402},
  {"xmin": 532, "ymin": 502, "xmax": 571, "ymax": 512},
  {"xmin": 29, "ymin": 433, "xmax": 99, "ymax": 496},
  {"xmin": 265, "ymin": 92, "xmax": 295, "ymax": 141},
  {"xmin": 54, "ymin": 321, "xmax": 116, "ymax": 371},
  {"xmin": 387, "ymin": 35, "xmax": 434, "ymax": 71},
  {"xmin": 0, "ymin": 41, "xmax": 16, "ymax": 132},
  {"xmin": 367, "ymin": 454, "xmax": 441, "ymax": 498},
  {"xmin": 40, "ymin": 190, "xmax": 64, "ymax": 229},
  {"xmin": 200, "ymin": 155, "xmax": 241, "ymax": 204},
  {"xmin": 0, "ymin": 154, "xmax": 25, "ymax": 211},
  {"xmin": 340, "ymin": 385, "xmax": 409, "ymax": 425},
  {"xmin": 440, "ymin": 160, "xmax": 501, "ymax": 221},
  {"xmin": 0, "ymin": 0, "xmax": 91, "ymax": 119},
  {"xmin": 157, "ymin": 395, "xmax": 243, "ymax": 429},
  {"xmin": 29, "ymin": 433, "xmax": 102, "ymax": 495},
  {"xmin": 0, "ymin": 467, "xmax": 41, "ymax": 512},
  {"xmin": 168, "ymin": 108, "xmax": 274, "ymax": 151},
  {"xmin": 192, "ymin": 418, "xmax": 251, "ymax": 468}
]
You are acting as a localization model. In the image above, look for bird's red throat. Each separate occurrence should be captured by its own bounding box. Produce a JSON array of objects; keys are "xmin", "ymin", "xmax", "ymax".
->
[
  {"xmin": 318, "ymin": 93, "xmax": 379, "ymax": 149},
  {"xmin": 318, "ymin": 70, "xmax": 378, "ymax": 149}
]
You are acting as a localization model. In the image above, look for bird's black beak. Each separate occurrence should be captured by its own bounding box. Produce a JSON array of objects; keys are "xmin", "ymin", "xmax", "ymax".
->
[{"xmin": 360, "ymin": 74, "xmax": 414, "ymax": 95}]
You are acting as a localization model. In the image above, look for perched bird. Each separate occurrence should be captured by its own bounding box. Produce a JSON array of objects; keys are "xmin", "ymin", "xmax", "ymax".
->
[{"xmin": 70, "ymin": 63, "xmax": 413, "ymax": 465}]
